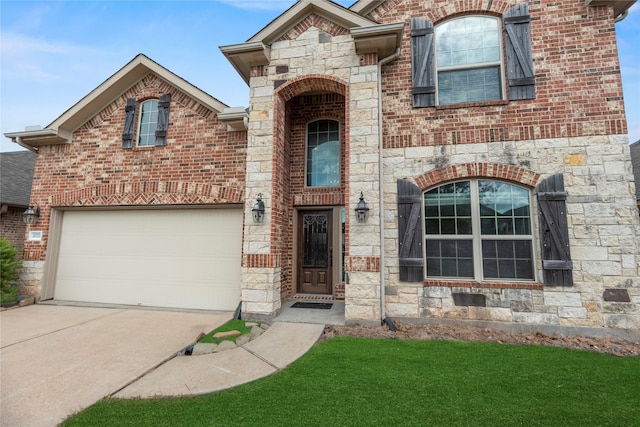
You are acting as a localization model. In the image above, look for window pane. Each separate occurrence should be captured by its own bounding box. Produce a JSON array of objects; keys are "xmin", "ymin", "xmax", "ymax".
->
[
  {"xmin": 457, "ymin": 218, "xmax": 472, "ymax": 234},
  {"xmin": 424, "ymin": 180, "xmax": 534, "ymax": 281},
  {"xmin": 425, "ymin": 239, "xmax": 473, "ymax": 278},
  {"xmin": 425, "ymin": 219, "xmax": 440, "ymax": 235},
  {"xmin": 441, "ymin": 219, "xmax": 456, "ymax": 234},
  {"xmin": 435, "ymin": 16, "xmax": 499, "ymax": 67},
  {"xmin": 307, "ymin": 120, "xmax": 340, "ymax": 187},
  {"xmin": 482, "ymin": 240, "xmax": 534, "ymax": 280},
  {"xmin": 438, "ymin": 67, "xmax": 501, "ymax": 105},
  {"xmin": 479, "ymin": 181, "xmax": 532, "ymax": 236},
  {"xmin": 138, "ymin": 99, "xmax": 159, "ymax": 147},
  {"xmin": 423, "ymin": 181, "xmax": 471, "ymax": 236}
]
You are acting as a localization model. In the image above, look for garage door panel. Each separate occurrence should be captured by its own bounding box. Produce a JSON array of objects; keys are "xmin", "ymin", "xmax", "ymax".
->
[{"xmin": 54, "ymin": 209, "xmax": 242, "ymax": 311}]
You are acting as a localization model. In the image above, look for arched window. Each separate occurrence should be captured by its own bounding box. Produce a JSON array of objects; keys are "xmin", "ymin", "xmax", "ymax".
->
[
  {"xmin": 306, "ymin": 119, "xmax": 340, "ymax": 187},
  {"xmin": 138, "ymin": 99, "xmax": 159, "ymax": 147},
  {"xmin": 423, "ymin": 180, "xmax": 534, "ymax": 280},
  {"xmin": 410, "ymin": 4, "xmax": 535, "ymax": 107},
  {"xmin": 435, "ymin": 16, "xmax": 503, "ymax": 105}
]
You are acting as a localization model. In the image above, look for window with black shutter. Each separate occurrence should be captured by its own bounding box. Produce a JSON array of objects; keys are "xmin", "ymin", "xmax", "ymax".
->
[
  {"xmin": 397, "ymin": 179, "xmax": 424, "ymax": 281},
  {"xmin": 155, "ymin": 93, "xmax": 171, "ymax": 146},
  {"xmin": 410, "ymin": 18, "xmax": 435, "ymax": 108},
  {"xmin": 410, "ymin": 3, "xmax": 536, "ymax": 106},
  {"xmin": 536, "ymin": 174, "xmax": 573, "ymax": 286},
  {"xmin": 122, "ymin": 98, "xmax": 137, "ymax": 148},
  {"xmin": 121, "ymin": 93, "xmax": 171, "ymax": 148},
  {"xmin": 422, "ymin": 179, "xmax": 535, "ymax": 281},
  {"xmin": 504, "ymin": 4, "xmax": 536, "ymax": 100}
]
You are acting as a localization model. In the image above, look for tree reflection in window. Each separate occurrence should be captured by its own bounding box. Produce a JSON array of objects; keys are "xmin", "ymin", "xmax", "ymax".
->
[{"xmin": 307, "ymin": 120, "xmax": 340, "ymax": 187}]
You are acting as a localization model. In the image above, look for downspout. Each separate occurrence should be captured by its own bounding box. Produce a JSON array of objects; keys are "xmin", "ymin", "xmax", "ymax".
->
[{"xmin": 378, "ymin": 47, "xmax": 401, "ymax": 331}]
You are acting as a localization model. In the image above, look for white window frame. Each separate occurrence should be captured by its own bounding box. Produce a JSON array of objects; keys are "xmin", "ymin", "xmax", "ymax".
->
[
  {"xmin": 305, "ymin": 119, "xmax": 341, "ymax": 188},
  {"xmin": 422, "ymin": 179, "xmax": 536, "ymax": 282},
  {"xmin": 434, "ymin": 15, "xmax": 506, "ymax": 105},
  {"xmin": 137, "ymin": 99, "xmax": 159, "ymax": 147}
]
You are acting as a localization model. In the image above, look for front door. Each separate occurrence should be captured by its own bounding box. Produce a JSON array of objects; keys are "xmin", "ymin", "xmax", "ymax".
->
[{"xmin": 297, "ymin": 210, "xmax": 333, "ymax": 294}]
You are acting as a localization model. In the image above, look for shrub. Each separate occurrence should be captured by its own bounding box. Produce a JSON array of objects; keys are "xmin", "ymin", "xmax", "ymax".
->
[{"xmin": 1, "ymin": 238, "xmax": 22, "ymax": 303}]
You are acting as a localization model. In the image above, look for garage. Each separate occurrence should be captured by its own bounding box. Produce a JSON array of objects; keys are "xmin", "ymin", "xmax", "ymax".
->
[{"xmin": 53, "ymin": 208, "xmax": 243, "ymax": 311}]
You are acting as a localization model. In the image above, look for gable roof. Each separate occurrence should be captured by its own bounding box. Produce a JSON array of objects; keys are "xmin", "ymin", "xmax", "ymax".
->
[
  {"xmin": 220, "ymin": 0, "xmax": 403, "ymax": 84},
  {"xmin": 4, "ymin": 54, "xmax": 228, "ymax": 151},
  {"xmin": 0, "ymin": 151, "xmax": 36, "ymax": 207},
  {"xmin": 248, "ymin": 0, "xmax": 375, "ymax": 44},
  {"xmin": 630, "ymin": 140, "xmax": 640, "ymax": 201}
]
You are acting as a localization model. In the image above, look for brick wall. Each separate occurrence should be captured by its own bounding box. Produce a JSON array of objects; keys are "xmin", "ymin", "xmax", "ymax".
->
[
  {"xmin": 369, "ymin": 0, "xmax": 626, "ymax": 147},
  {"xmin": 0, "ymin": 207, "xmax": 27, "ymax": 254},
  {"xmin": 24, "ymin": 73, "xmax": 247, "ymax": 262},
  {"xmin": 367, "ymin": 0, "xmax": 640, "ymax": 329}
]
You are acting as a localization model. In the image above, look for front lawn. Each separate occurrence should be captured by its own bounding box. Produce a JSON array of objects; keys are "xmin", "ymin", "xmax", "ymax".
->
[{"xmin": 62, "ymin": 337, "xmax": 640, "ymax": 426}]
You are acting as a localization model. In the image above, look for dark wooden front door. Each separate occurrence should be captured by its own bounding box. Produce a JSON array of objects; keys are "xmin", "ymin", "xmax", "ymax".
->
[{"xmin": 297, "ymin": 210, "xmax": 333, "ymax": 294}]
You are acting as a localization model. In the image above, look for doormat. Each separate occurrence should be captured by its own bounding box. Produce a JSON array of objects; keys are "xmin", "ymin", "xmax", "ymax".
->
[{"xmin": 291, "ymin": 302, "xmax": 333, "ymax": 309}]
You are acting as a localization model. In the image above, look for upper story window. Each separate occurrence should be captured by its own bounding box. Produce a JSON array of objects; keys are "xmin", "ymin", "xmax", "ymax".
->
[
  {"xmin": 435, "ymin": 17, "xmax": 502, "ymax": 105},
  {"xmin": 306, "ymin": 119, "xmax": 340, "ymax": 187},
  {"xmin": 121, "ymin": 93, "xmax": 171, "ymax": 149},
  {"xmin": 138, "ymin": 99, "xmax": 159, "ymax": 147},
  {"xmin": 410, "ymin": 4, "xmax": 535, "ymax": 107},
  {"xmin": 423, "ymin": 180, "xmax": 535, "ymax": 281}
]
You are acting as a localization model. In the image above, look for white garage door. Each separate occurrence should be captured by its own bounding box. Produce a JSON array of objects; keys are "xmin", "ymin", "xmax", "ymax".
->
[{"xmin": 54, "ymin": 208, "xmax": 243, "ymax": 311}]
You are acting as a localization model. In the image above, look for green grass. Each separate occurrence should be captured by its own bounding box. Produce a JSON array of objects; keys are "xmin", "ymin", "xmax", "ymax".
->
[
  {"xmin": 198, "ymin": 319, "xmax": 253, "ymax": 344},
  {"xmin": 62, "ymin": 337, "xmax": 640, "ymax": 426}
]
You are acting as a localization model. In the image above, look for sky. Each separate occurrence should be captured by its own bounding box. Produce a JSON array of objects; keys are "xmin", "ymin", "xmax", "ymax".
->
[{"xmin": 1, "ymin": 0, "xmax": 639, "ymax": 152}]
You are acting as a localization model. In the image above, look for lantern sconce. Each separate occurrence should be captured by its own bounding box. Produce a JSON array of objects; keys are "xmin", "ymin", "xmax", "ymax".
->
[
  {"xmin": 23, "ymin": 204, "xmax": 40, "ymax": 225},
  {"xmin": 355, "ymin": 192, "xmax": 370, "ymax": 224},
  {"xmin": 252, "ymin": 193, "xmax": 265, "ymax": 224}
]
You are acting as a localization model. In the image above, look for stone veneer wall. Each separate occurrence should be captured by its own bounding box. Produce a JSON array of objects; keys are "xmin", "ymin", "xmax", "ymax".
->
[
  {"xmin": 382, "ymin": 138, "xmax": 640, "ymax": 329},
  {"xmin": 367, "ymin": 0, "xmax": 639, "ymax": 329},
  {"xmin": 240, "ymin": 21, "xmax": 383, "ymax": 323}
]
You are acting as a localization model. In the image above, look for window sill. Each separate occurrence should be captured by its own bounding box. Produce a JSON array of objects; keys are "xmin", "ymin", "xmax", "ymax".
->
[
  {"xmin": 424, "ymin": 279, "xmax": 543, "ymax": 290},
  {"xmin": 435, "ymin": 99, "xmax": 509, "ymax": 110}
]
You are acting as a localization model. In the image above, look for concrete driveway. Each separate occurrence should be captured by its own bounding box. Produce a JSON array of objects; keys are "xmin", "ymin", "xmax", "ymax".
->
[{"xmin": 0, "ymin": 304, "xmax": 230, "ymax": 427}]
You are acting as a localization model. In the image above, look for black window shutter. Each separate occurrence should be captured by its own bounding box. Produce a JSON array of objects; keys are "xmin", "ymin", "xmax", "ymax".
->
[
  {"xmin": 122, "ymin": 98, "xmax": 136, "ymax": 148},
  {"xmin": 155, "ymin": 93, "xmax": 171, "ymax": 146},
  {"xmin": 504, "ymin": 4, "xmax": 536, "ymax": 100},
  {"xmin": 411, "ymin": 18, "xmax": 435, "ymax": 108},
  {"xmin": 537, "ymin": 174, "xmax": 573, "ymax": 286},
  {"xmin": 398, "ymin": 179, "xmax": 424, "ymax": 281}
]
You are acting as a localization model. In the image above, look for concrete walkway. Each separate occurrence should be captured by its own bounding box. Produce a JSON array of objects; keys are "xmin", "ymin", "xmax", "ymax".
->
[
  {"xmin": 1, "ymin": 304, "xmax": 325, "ymax": 426},
  {"xmin": 0, "ymin": 305, "xmax": 230, "ymax": 427},
  {"xmin": 115, "ymin": 322, "xmax": 325, "ymax": 398}
]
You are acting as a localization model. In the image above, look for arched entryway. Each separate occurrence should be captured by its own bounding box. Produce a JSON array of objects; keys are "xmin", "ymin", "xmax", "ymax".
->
[{"xmin": 272, "ymin": 76, "xmax": 349, "ymax": 301}]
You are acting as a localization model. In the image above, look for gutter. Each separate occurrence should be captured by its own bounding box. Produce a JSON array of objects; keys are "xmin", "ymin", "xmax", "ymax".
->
[
  {"xmin": 614, "ymin": 9, "xmax": 629, "ymax": 22},
  {"xmin": 377, "ymin": 46, "xmax": 401, "ymax": 331}
]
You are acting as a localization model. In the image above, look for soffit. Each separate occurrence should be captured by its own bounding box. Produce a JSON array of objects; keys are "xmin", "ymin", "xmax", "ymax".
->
[{"xmin": 585, "ymin": 0, "xmax": 636, "ymax": 18}]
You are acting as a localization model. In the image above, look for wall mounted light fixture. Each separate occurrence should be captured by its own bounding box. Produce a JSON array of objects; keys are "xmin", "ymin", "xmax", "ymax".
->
[
  {"xmin": 355, "ymin": 192, "xmax": 370, "ymax": 224},
  {"xmin": 252, "ymin": 193, "xmax": 265, "ymax": 223},
  {"xmin": 23, "ymin": 204, "xmax": 40, "ymax": 225}
]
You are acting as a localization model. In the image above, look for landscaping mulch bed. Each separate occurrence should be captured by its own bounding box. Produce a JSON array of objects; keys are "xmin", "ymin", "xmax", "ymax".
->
[{"xmin": 322, "ymin": 321, "xmax": 640, "ymax": 357}]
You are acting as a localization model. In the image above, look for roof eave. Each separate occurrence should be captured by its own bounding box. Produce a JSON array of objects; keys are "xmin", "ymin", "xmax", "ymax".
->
[
  {"xmin": 46, "ymin": 54, "xmax": 228, "ymax": 136},
  {"xmin": 248, "ymin": 0, "xmax": 377, "ymax": 45},
  {"xmin": 585, "ymin": 0, "xmax": 636, "ymax": 18},
  {"xmin": 349, "ymin": 0, "xmax": 386, "ymax": 15},
  {"xmin": 218, "ymin": 107, "xmax": 249, "ymax": 131},
  {"xmin": 220, "ymin": 42, "xmax": 271, "ymax": 85},
  {"xmin": 351, "ymin": 22, "xmax": 405, "ymax": 60},
  {"xmin": 4, "ymin": 128, "xmax": 72, "ymax": 151}
]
